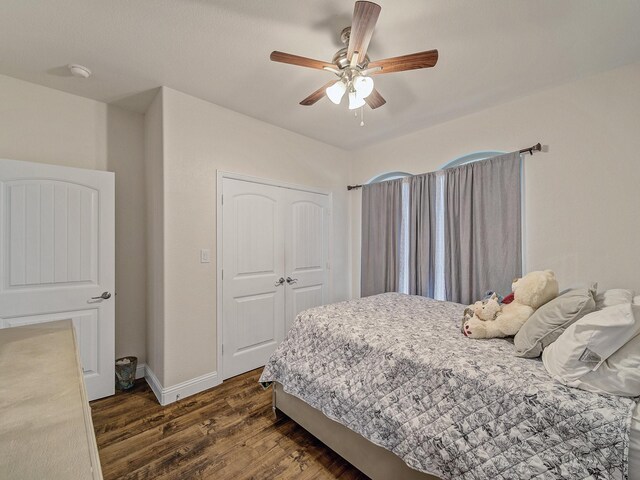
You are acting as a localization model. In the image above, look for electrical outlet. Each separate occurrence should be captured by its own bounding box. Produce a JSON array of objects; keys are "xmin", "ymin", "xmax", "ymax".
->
[{"xmin": 200, "ymin": 249, "xmax": 211, "ymax": 263}]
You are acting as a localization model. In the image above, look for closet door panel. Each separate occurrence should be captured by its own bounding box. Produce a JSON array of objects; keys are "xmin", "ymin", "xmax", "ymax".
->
[
  {"xmin": 284, "ymin": 190, "xmax": 330, "ymax": 332},
  {"xmin": 221, "ymin": 179, "xmax": 285, "ymax": 379}
]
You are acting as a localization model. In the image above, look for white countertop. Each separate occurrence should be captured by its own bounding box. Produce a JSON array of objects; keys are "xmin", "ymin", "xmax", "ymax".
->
[{"xmin": 0, "ymin": 320, "xmax": 103, "ymax": 479}]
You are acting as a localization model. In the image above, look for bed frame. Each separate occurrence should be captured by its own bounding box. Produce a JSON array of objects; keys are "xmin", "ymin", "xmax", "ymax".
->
[{"xmin": 273, "ymin": 382, "xmax": 440, "ymax": 480}]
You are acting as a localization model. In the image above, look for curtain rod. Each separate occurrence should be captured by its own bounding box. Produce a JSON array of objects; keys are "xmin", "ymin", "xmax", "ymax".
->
[{"xmin": 346, "ymin": 142, "xmax": 542, "ymax": 191}]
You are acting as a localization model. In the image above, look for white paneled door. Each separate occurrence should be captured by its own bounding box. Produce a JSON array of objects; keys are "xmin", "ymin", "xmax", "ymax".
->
[
  {"xmin": 0, "ymin": 159, "xmax": 115, "ymax": 400},
  {"xmin": 284, "ymin": 190, "xmax": 330, "ymax": 333},
  {"xmin": 222, "ymin": 178, "xmax": 286, "ymax": 380},
  {"xmin": 221, "ymin": 177, "xmax": 330, "ymax": 379}
]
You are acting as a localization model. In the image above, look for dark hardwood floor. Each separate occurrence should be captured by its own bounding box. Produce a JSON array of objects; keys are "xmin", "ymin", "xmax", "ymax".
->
[{"xmin": 91, "ymin": 368, "xmax": 367, "ymax": 479}]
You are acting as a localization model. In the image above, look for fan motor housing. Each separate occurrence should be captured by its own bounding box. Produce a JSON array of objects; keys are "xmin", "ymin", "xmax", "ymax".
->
[
  {"xmin": 333, "ymin": 27, "xmax": 370, "ymax": 70},
  {"xmin": 332, "ymin": 47, "xmax": 370, "ymax": 70}
]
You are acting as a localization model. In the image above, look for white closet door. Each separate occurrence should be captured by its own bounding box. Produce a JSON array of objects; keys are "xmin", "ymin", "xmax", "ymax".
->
[
  {"xmin": 0, "ymin": 158, "xmax": 115, "ymax": 400},
  {"xmin": 222, "ymin": 178, "xmax": 286, "ymax": 379},
  {"xmin": 284, "ymin": 190, "xmax": 330, "ymax": 333}
]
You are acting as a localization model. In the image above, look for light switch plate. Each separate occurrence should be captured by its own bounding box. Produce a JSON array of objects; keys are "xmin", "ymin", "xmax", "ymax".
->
[{"xmin": 200, "ymin": 249, "xmax": 211, "ymax": 263}]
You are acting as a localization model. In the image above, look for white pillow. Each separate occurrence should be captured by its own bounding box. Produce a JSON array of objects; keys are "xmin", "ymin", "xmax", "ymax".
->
[
  {"xmin": 595, "ymin": 289, "xmax": 634, "ymax": 310},
  {"xmin": 542, "ymin": 303, "xmax": 640, "ymax": 397}
]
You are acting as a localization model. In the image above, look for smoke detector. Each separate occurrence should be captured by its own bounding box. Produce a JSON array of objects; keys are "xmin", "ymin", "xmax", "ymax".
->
[{"xmin": 68, "ymin": 64, "xmax": 92, "ymax": 79}]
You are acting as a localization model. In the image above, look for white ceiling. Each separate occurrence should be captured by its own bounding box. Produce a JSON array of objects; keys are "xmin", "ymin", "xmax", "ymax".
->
[{"xmin": 1, "ymin": 0, "xmax": 639, "ymax": 150}]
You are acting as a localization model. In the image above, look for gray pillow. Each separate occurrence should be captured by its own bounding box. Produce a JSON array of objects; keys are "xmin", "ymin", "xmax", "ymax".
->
[{"xmin": 514, "ymin": 283, "xmax": 597, "ymax": 358}]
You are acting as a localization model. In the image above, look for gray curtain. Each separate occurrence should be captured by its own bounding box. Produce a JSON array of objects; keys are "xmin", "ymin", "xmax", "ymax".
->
[
  {"xmin": 444, "ymin": 152, "xmax": 522, "ymax": 305},
  {"xmin": 408, "ymin": 173, "xmax": 437, "ymax": 297},
  {"xmin": 361, "ymin": 179, "xmax": 403, "ymax": 297}
]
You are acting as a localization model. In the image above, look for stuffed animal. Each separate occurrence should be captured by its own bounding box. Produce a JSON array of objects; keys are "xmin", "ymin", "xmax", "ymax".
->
[
  {"xmin": 463, "ymin": 270, "xmax": 559, "ymax": 339},
  {"xmin": 460, "ymin": 294, "xmax": 502, "ymax": 333},
  {"xmin": 461, "ymin": 301, "xmax": 482, "ymax": 332},
  {"xmin": 474, "ymin": 293, "xmax": 502, "ymax": 321},
  {"xmin": 482, "ymin": 290, "xmax": 504, "ymax": 303}
]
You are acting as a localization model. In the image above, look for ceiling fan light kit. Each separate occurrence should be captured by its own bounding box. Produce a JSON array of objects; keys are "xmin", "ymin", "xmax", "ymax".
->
[
  {"xmin": 326, "ymin": 72, "xmax": 374, "ymax": 107},
  {"xmin": 270, "ymin": 0, "xmax": 439, "ymax": 121}
]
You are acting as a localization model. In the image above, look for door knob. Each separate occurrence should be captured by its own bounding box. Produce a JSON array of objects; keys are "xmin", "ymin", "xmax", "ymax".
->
[
  {"xmin": 274, "ymin": 277, "xmax": 285, "ymax": 287},
  {"xmin": 91, "ymin": 291, "xmax": 112, "ymax": 300},
  {"xmin": 286, "ymin": 277, "xmax": 298, "ymax": 285}
]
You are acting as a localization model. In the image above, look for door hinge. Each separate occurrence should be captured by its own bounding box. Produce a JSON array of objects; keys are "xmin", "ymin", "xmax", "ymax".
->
[
  {"xmin": 221, "ymin": 194, "xmax": 224, "ymax": 205},
  {"xmin": 221, "ymin": 344, "xmax": 224, "ymax": 354},
  {"xmin": 221, "ymin": 269, "xmax": 224, "ymax": 280}
]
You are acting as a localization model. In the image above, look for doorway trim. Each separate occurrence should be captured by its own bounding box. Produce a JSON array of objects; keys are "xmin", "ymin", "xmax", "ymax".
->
[{"xmin": 216, "ymin": 171, "xmax": 333, "ymax": 381}]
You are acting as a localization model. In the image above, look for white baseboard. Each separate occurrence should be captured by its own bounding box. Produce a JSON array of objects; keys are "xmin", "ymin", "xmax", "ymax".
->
[
  {"xmin": 144, "ymin": 366, "xmax": 164, "ymax": 404},
  {"xmin": 144, "ymin": 366, "xmax": 220, "ymax": 406},
  {"xmin": 135, "ymin": 362, "xmax": 146, "ymax": 380}
]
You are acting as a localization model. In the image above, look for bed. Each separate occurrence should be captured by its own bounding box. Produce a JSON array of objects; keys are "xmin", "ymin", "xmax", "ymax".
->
[{"xmin": 260, "ymin": 293, "xmax": 640, "ymax": 480}]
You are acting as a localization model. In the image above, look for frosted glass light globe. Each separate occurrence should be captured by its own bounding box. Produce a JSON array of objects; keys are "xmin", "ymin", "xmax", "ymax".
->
[
  {"xmin": 348, "ymin": 91, "xmax": 366, "ymax": 110},
  {"xmin": 326, "ymin": 80, "xmax": 347, "ymax": 104},
  {"xmin": 353, "ymin": 75, "xmax": 374, "ymax": 99}
]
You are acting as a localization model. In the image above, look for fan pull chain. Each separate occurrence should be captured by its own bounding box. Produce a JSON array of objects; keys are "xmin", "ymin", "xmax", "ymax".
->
[{"xmin": 360, "ymin": 106, "xmax": 365, "ymax": 127}]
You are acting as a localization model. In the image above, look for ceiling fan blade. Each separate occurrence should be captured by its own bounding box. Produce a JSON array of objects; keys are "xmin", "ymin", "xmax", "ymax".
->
[
  {"xmin": 347, "ymin": 1, "xmax": 381, "ymax": 65},
  {"xmin": 365, "ymin": 88, "xmax": 386, "ymax": 109},
  {"xmin": 368, "ymin": 50, "xmax": 439, "ymax": 74},
  {"xmin": 300, "ymin": 81, "xmax": 337, "ymax": 106},
  {"xmin": 270, "ymin": 51, "xmax": 334, "ymax": 71}
]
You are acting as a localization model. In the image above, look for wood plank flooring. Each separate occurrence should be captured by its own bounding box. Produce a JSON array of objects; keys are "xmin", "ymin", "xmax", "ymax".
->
[{"xmin": 91, "ymin": 368, "xmax": 367, "ymax": 479}]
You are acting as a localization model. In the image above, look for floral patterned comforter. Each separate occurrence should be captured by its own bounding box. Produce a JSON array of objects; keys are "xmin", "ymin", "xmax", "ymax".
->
[{"xmin": 259, "ymin": 293, "xmax": 636, "ymax": 480}]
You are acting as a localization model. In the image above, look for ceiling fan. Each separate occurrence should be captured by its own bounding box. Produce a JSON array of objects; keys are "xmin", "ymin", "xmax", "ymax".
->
[{"xmin": 270, "ymin": 1, "xmax": 438, "ymax": 110}]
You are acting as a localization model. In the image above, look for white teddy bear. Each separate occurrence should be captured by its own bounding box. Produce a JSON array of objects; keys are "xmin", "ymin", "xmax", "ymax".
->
[{"xmin": 463, "ymin": 270, "xmax": 559, "ymax": 339}]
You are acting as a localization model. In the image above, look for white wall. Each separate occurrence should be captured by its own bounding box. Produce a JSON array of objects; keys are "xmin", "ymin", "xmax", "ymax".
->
[
  {"xmin": 0, "ymin": 74, "xmax": 147, "ymax": 363},
  {"xmin": 350, "ymin": 62, "xmax": 640, "ymax": 296},
  {"xmin": 144, "ymin": 90, "xmax": 165, "ymax": 384},
  {"xmin": 158, "ymin": 87, "xmax": 351, "ymax": 387}
]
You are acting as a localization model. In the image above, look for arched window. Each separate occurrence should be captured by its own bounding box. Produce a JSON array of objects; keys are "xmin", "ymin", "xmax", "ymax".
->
[
  {"xmin": 368, "ymin": 171, "xmax": 412, "ymax": 183},
  {"xmin": 441, "ymin": 151, "xmax": 506, "ymax": 169},
  {"xmin": 434, "ymin": 151, "xmax": 508, "ymax": 299},
  {"xmin": 366, "ymin": 152, "xmax": 510, "ymax": 299}
]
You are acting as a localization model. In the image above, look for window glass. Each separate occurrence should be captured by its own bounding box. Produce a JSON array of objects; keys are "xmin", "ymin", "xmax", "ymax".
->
[
  {"xmin": 441, "ymin": 151, "xmax": 505, "ymax": 169},
  {"xmin": 368, "ymin": 171, "xmax": 412, "ymax": 183}
]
